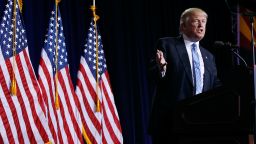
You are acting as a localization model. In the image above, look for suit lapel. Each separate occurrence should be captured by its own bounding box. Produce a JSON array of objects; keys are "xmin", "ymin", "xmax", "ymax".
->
[
  {"xmin": 175, "ymin": 38, "xmax": 193, "ymax": 85},
  {"xmin": 200, "ymin": 47, "xmax": 210, "ymax": 91}
]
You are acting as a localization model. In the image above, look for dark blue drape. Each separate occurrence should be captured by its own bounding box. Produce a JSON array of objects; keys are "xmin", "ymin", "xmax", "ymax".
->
[{"xmin": 0, "ymin": 0, "xmax": 246, "ymax": 143}]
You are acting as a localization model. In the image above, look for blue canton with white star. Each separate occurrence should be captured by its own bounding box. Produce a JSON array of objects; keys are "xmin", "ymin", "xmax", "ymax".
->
[
  {"xmin": 43, "ymin": 6, "xmax": 68, "ymax": 75},
  {"xmin": 84, "ymin": 20, "xmax": 107, "ymax": 80},
  {"xmin": 0, "ymin": 0, "xmax": 28, "ymax": 59}
]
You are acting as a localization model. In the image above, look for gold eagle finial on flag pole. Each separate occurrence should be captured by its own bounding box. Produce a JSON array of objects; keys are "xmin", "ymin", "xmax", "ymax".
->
[{"xmin": 18, "ymin": 0, "xmax": 23, "ymax": 13}]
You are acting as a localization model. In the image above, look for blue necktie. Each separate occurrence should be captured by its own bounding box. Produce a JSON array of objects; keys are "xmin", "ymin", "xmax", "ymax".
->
[{"xmin": 191, "ymin": 43, "xmax": 202, "ymax": 95}]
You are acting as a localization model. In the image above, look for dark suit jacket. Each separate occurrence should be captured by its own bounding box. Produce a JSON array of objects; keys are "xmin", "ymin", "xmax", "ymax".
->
[{"xmin": 149, "ymin": 36, "xmax": 222, "ymax": 137}]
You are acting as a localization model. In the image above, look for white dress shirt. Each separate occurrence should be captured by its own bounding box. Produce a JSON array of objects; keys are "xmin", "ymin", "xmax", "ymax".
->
[{"xmin": 183, "ymin": 35, "xmax": 204, "ymax": 89}]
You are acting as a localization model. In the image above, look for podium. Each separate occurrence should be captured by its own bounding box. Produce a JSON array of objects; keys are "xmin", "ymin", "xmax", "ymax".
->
[{"xmin": 173, "ymin": 86, "xmax": 253, "ymax": 144}]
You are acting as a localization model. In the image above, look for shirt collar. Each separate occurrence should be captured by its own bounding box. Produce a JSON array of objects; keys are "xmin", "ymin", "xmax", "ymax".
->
[{"xmin": 183, "ymin": 34, "xmax": 199, "ymax": 48}]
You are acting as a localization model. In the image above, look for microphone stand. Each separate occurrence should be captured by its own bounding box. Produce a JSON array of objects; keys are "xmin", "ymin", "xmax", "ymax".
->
[
  {"xmin": 246, "ymin": 13, "xmax": 256, "ymax": 143},
  {"xmin": 230, "ymin": 48, "xmax": 248, "ymax": 67}
]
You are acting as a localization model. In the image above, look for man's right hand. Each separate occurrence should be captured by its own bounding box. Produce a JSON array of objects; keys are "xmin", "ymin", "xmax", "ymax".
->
[{"xmin": 156, "ymin": 49, "xmax": 167, "ymax": 72}]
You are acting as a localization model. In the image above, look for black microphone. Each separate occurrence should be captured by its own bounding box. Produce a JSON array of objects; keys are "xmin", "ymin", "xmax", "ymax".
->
[
  {"xmin": 214, "ymin": 41, "xmax": 239, "ymax": 49},
  {"xmin": 241, "ymin": 12, "xmax": 256, "ymax": 17},
  {"xmin": 214, "ymin": 41, "xmax": 247, "ymax": 67}
]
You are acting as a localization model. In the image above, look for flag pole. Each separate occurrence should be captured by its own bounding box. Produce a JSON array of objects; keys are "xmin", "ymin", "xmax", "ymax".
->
[
  {"xmin": 55, "ymin": 0, "xmax": 60, "ymax": 109},
  {"xmin": 90, "ymin": 0, "xmax": 100, "ymax": 112},
  {"xmin": 11, "ymin": 0, "xmax": 18, "ymax": 96},
  {"xmin": 81, "ymin": 1, "xmax": 100, "ymax": 144}
]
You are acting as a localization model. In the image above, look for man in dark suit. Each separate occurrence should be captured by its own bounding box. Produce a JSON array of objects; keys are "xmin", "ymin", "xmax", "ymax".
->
[{"xmin": 149, "ymin": 8, "xmax": 222, "ymax": 143}]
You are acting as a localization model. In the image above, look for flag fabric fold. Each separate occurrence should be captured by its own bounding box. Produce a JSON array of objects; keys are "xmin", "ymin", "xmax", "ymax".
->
[
  {"xmin": 38, "ymin": 4, "xmax": 83, "ymax": 144},
  {"xmin": 0, "ymin": 0, "xmax": 53, "ymax": 143},
  {"xmin": 75, "ymin": 19, "xmax": 123, "ymax": 144}
]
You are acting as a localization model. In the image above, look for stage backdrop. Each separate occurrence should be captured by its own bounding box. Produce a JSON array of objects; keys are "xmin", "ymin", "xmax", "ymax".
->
[{"xmin": 0, "ymin": 0, "xmax": 248, "ymax": 143}]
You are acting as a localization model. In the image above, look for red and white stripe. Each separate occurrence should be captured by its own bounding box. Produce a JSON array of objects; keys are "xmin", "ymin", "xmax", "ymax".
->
[
  {"xmin": 101, "ymin": 72, "xmax": 123, "ymax": 143},
  {"xmin": 38, "ymin": 49, "xmax": 83, "ymax": 144},
  {"xmin": 0, "ymin": 47, "xmax": 53, "ymax": 144},
  {"xmin": 76, "ymin": 56, "xmax": 123, "ymax": 144}
]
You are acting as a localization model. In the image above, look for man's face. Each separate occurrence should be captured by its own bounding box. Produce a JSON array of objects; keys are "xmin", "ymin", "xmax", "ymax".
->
[{"xmin": 182, "ymin": 11, "xmax": 207, "ymax": 42}]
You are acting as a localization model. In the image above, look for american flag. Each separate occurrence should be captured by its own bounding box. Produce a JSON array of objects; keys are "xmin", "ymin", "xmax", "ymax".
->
[
  {"xmin": 38, "ymin": 5, "xmax": 83, "ymax": 144},
  {"xmin": 0, "ymin": 0, "xmax": 53, "ymax": 143},
  {"xmin": 75, "ymin": 20, "xmax": 123, "ymax": 144}
]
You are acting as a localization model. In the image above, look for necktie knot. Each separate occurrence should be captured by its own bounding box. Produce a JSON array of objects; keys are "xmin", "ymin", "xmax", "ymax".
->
[{"xmin": 192, "ymin": 43, "xmax": 197, "ymax": 51}]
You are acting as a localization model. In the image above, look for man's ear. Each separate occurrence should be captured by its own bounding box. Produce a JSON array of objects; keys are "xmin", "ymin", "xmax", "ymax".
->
[{"xmin": 180, "ymin": 23, "xmax": 186, "ymax": 32}]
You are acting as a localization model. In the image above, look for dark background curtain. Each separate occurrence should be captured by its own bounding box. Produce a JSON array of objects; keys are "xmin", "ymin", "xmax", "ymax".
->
[{"xmin": 1, "ymin": 0, "xmax": 253, "ymax": 143}]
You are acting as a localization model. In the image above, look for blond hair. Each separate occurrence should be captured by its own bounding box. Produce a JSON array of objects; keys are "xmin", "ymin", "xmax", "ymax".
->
[{"xmin": 179, "ymin": 8, "xmax": 208, "ymax": 33}]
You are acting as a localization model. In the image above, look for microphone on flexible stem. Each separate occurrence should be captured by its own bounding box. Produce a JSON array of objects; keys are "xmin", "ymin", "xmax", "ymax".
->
[
  {"xmin": 241, "ymin": 12, "xmax": 256, "ymax": 17},
  {"xmin": 213, "ymin": 41, "xmax": 248, "ymax": 67},
  {"xmin": 214, "ymin": 41, "xmax": 239, "ymax": 49}
]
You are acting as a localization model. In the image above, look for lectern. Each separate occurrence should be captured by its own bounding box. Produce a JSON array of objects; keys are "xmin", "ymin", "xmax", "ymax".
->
[{"xmin": 172, "ymin": 86, "xmax": 253, "ymax": 144}]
